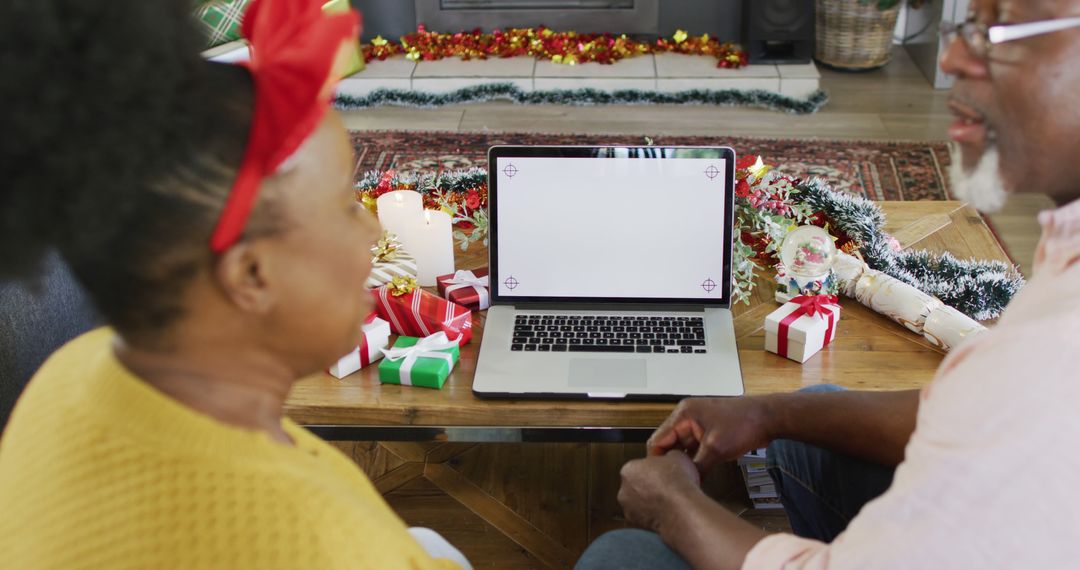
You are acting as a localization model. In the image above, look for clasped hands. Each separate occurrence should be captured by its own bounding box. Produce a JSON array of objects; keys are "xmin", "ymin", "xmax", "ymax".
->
[{"xmin": 618, "ymin": 397, "xmax": 774, "ymax": 534}]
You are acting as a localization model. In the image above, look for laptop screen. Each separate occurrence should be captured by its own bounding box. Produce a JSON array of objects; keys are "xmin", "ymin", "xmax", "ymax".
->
[{"xmin": 488, "ymin": 146, "xmax": 735, "ymax": 306}]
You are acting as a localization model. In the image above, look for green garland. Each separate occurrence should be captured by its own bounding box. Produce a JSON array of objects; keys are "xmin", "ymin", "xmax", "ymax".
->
[
  {"xmin": 335, "ymin": 83, "xmax": 829, "ymax": 115},
  {"xmin": 797, "ymin": 178, "xmax": 1025, "ymax": 320},
  {"xmin": 355, "ymin": 168, "xmax": 487, "ymax": 195}
]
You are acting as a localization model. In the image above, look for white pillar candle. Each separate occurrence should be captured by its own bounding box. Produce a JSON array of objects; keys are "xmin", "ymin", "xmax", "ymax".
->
[
  {"xmin": 376, "ymin": 190, "xmax": 424, "ymax": 240},
  {"xmin": 410, "ymin": 209, "xmax": 456, "ymax": 286}
]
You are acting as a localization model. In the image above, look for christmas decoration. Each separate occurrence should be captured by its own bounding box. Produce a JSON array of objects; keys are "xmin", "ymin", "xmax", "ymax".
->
[
  {"xmin": 355, "ymin": 154, "xmax": 1024, "ymax": 321},
  {"xmin": 335, "ymin": 83, "xmax": 829, "ymax": 114},
  {"xmin": 855, "ymin": 269, "xmax": 943, "ymax": 334},
  {"xmin": 366, "ymin": 231, "xmax": 419, "ymax": 288},
  {"xmin": 362, "ymin": 26, "xmax": 747, "ymax": 69},
  {"xmin": 764, "ymin": 295, "xmax": 841, "ymax": 363},
  {"xmin": 378, "ymin": 332, "xmax": 460, "ymax": 389},
  {"xmin": 356, "ymin": 170, "xmax": 490, "ymax": 251},
  {"xmin": 374, "ymin": 278, "xmax": 473, "ymax": 346},
  {"xmin": 775, "ymin": 225, "xmax": 840, "ymax": 301},
  {"xmin": 823, "ymin": 251, "xmax": 989, "ymax": 350},
  {"xmin": 831, "ymin": 251, "xmax": 867, "ymax": 297},
  {"xmin": 437, "ymin": 269, "xmax": 491, "ymax": 311},
  {"xmin": 796, "ymin": 177, "xmax": 1024, "ymax": 321},
  {"xmin": 327, "ymin": 314, "xmax": 391, "ymax": 379},
  {"xmin": 923, "ymin": 305, "xmax": 986, "ymax": 350}
]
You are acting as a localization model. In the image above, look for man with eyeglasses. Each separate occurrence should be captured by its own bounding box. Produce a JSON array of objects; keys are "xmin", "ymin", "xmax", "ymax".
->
[{"xmin": 576, "ymin": 1, "xmax": 1080, "ymax": 569}]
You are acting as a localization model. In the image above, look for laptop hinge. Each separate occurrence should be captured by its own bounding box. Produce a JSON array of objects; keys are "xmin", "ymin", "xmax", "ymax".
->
[{"xmin": 507, "ymin": 302, "xmax": 709, "ymax": 312}]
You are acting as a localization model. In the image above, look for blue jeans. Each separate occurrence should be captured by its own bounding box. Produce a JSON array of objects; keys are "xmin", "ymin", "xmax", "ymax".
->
[
  {"xmin": 575, "ymin": 529, "xmax": 692, "ymax": 570},
  {"xmin": 767, "ymin": 384, "xmax": 896, "ymax": 542},
  {"xmin": 575, "ymin": 385, "xmax": 896, "ymax": 569}
]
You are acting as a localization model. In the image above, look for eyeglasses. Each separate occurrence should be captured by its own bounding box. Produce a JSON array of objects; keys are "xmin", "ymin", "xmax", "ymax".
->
[{"xmin": 940, "ymin": 16, "xmax": 1080, "ymax": 59}]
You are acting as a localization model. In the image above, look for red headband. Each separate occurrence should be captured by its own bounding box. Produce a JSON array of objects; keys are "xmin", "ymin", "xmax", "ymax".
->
[{"xmin": 210, "ymin": 0, "xmax": 361, "ymax": 253}]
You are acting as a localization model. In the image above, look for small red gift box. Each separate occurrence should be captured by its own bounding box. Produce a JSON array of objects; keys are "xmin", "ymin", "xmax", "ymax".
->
[
  {"xmin": 436, "ymin": 268, "xmax": 490, "ymax": 311},
  {"xmin": 374, "ymin": 283, "xmax": 473, "ymax": 346}
]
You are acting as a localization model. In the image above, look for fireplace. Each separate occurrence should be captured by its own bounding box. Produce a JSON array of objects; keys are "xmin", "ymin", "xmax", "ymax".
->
[{"xmin": 413, "ymin": 0, "xmax": 660, "ymax": 34}]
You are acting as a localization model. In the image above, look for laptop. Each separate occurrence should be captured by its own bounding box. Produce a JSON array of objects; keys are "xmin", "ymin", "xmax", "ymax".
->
[{"xmin": 472, "ymin": 145, "xmax": 744, "ymax": 400}]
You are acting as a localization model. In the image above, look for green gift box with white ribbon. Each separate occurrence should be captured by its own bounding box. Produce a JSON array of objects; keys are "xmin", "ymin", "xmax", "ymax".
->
[{"xmin": 378, "ymin": 333, "xmax": 460, "ymax": 389}]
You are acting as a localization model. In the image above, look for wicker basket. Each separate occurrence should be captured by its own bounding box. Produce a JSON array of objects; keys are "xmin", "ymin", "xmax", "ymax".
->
[{"xmin": 815, "ymin": 0, "xmax": 900, "ymax": 70}]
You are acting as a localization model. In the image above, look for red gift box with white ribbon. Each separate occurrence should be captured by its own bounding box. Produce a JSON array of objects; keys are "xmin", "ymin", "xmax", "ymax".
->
[
  {"xmin": 374, "ymin": 283, "xmax": 473, "ymax": 347},
  {"xmin": 436, "ymin": 268, "xmax": 490, "ymax": 311},
  {"xmin": 764, "ymin": 295, "xmax": 841, "ymax": 363}
]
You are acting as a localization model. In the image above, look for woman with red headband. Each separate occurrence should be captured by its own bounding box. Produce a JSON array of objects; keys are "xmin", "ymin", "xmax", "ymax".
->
[{"xmin": 0, "ymin": 1, "xmax": 468, "ymax": 568}]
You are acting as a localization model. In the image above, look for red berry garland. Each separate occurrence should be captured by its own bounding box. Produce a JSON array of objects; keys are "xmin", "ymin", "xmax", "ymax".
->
[{"xmin": 362, "ymin": 26, "xmax": 747, "ymax": 69}]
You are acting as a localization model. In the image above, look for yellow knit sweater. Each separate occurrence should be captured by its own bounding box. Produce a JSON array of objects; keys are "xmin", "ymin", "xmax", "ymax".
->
[{"xmin": 0, "ymin": 328, "xmax": 459, "ymax": 569}]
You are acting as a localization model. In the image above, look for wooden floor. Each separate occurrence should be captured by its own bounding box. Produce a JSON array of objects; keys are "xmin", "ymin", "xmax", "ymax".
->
[{"xmin": 337, "ymin": 48, "xmax": 1051, "ymax": 568}]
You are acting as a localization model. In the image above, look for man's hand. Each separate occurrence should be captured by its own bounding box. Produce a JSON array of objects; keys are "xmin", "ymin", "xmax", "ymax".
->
[
  {"xmin": 617, "ymin": 451, "xmax": 702, "ymax": 534},
  {"xmin": 618, "ymin": 451, "xmax": 771, "ymax": 570},
  {"xmin": 648, "ymin": 397, "xmax": 774, "ymax": 474}
]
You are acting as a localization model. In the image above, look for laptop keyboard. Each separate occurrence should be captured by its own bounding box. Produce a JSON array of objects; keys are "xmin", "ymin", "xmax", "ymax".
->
[{"xmin": 511, "ymin": 315, "xmax": 707, "ymax": 355}]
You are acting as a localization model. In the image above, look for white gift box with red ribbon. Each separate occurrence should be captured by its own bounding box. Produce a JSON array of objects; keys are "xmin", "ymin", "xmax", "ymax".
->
[
  {"xmin": 764, "ymin": 296, "xmax": 841, "ymax": 363},
  {"xmin": 328, "ymin": 315, "xmax": 392, "ymax": 379}
]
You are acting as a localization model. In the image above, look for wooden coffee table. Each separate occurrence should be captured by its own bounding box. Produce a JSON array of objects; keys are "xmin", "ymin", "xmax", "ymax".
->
[
  {"xmin": 284, "ymin": 201, "xmax": 1013, "ymax": 568},
  {"xmin": 285, "ymin": 201, "xmax": 1010, "ymax": 441}
]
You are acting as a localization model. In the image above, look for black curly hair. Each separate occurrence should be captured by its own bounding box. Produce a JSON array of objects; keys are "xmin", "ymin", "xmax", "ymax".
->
[{"xmin": 1, "ymin": 1, "xmax": 279, "ymax": 343}]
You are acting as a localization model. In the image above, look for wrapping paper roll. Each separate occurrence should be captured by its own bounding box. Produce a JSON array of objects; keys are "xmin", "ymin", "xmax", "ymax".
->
[
  {"xmin": 923, "ymin": 305, "xmax": 987, "ymax": 351},
  {"xmin": 854, "ymin": 270, "xmax": 943, "ymax": 334},
  {"xmin": 833, "ymin": 252, "xmax": 868, "ymax": 298}
]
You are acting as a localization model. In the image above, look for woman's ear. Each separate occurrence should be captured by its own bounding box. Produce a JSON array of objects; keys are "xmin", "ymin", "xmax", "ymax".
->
[{"xmin": 213, "ymin": 241, "xmax": 276, "ymax": 315}]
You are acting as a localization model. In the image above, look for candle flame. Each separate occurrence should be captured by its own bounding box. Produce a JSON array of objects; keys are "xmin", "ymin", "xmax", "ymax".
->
[
  {"xmin": 394, "ymin": 193, "xmax": 403, "ymax": 204},
  {"xmin": 424, "ymin": 210, "xmax": 432, "ymax": 224}
]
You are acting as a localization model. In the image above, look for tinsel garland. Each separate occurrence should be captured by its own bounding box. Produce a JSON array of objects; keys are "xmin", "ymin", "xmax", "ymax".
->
[
  {"xmin": 335, "ymin": 83, "xmax": 829, "ymax": 115},
  {"xmin": 356, "ymin": 166, "xmax": 488, "ymax": 216},
  {"xmin": 355, "ymin": 168, "xmax": 491, "ymax": 249},
  {"xmin": 364, "ymin": 26, "xmax": 747, "ymax": 68},
  {"xmin": 797, "ymin": 178, "xmax": 1025, "ymax": 320},
  {"xmin": 355, "ymin": 168, "xmax": 487, "ymax": 202},
  {"xmin": 355, "ymin": 165, "xmax": 1023, "ymax": 320}
]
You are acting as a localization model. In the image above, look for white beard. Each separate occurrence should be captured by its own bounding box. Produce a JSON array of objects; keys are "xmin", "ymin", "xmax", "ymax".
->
[{"xmin": 949, "ymin": 146, "xmax": 1008, "ymax": 213}]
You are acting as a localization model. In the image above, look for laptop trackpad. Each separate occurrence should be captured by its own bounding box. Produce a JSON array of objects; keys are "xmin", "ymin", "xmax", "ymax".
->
[{"xmin": 568, "ymin": 359, "xmax": 648, "ymax": 389}]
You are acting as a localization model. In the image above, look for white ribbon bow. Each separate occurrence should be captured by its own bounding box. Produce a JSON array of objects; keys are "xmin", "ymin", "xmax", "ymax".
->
[
  {"xmin": 381, "ymin": 332, "xmax": 458, "ymax": 386},
  {"xmin": 444, "ymin": 270, "xmax": 490, "ymax": 309}
]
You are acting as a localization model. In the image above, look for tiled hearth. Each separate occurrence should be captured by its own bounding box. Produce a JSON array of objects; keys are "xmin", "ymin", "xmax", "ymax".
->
[
  {"xmin": 339, "ymin": 53, "xmax": 820, "ymax": 99},
  {"xmin": 204, "ymin": 41, "xmax": 820, "ymax": 100}
]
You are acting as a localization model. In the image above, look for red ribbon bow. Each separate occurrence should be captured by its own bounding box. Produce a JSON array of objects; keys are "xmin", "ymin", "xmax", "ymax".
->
[
  {"xmin": 210, "ymin": 0, "xmax": 361, "ymax": 252},
  {"xmin": 777, "ymin": 295, "xmax": 839, "ymax": 359}
]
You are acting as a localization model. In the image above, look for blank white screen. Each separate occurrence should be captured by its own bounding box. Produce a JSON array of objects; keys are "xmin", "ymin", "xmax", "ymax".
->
[{"xmin": 495, "ymin": 155, "xmax": 728, "ymax": 300}]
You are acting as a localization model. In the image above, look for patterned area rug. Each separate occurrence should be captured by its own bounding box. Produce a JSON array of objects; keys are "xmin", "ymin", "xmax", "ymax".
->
[{"xmin": 350, "ymin": 130, "xmax": 953, "ymax": 201}]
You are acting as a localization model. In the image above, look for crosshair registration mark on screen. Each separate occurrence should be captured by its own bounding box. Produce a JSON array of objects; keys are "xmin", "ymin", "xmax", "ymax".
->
[
  {"xmin": 701, "ymin": 278, "xmax": 717, "ymax": 293},
  {"xmin": 503, "ymin": 164, "xmax": 518, "ymax": 179},
  {"xmin": 504, "ymin": 276, "xmax": 520, "ymax": 290},
  {"xmin": 705, "ymin": 165, "xmax": 721, "ymax": 180}
]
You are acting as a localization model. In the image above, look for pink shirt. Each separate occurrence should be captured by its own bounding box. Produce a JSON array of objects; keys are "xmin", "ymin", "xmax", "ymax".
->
[{"xmin": 744, "ymin": 198, "xmax": 1080, "ymax": 569}]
